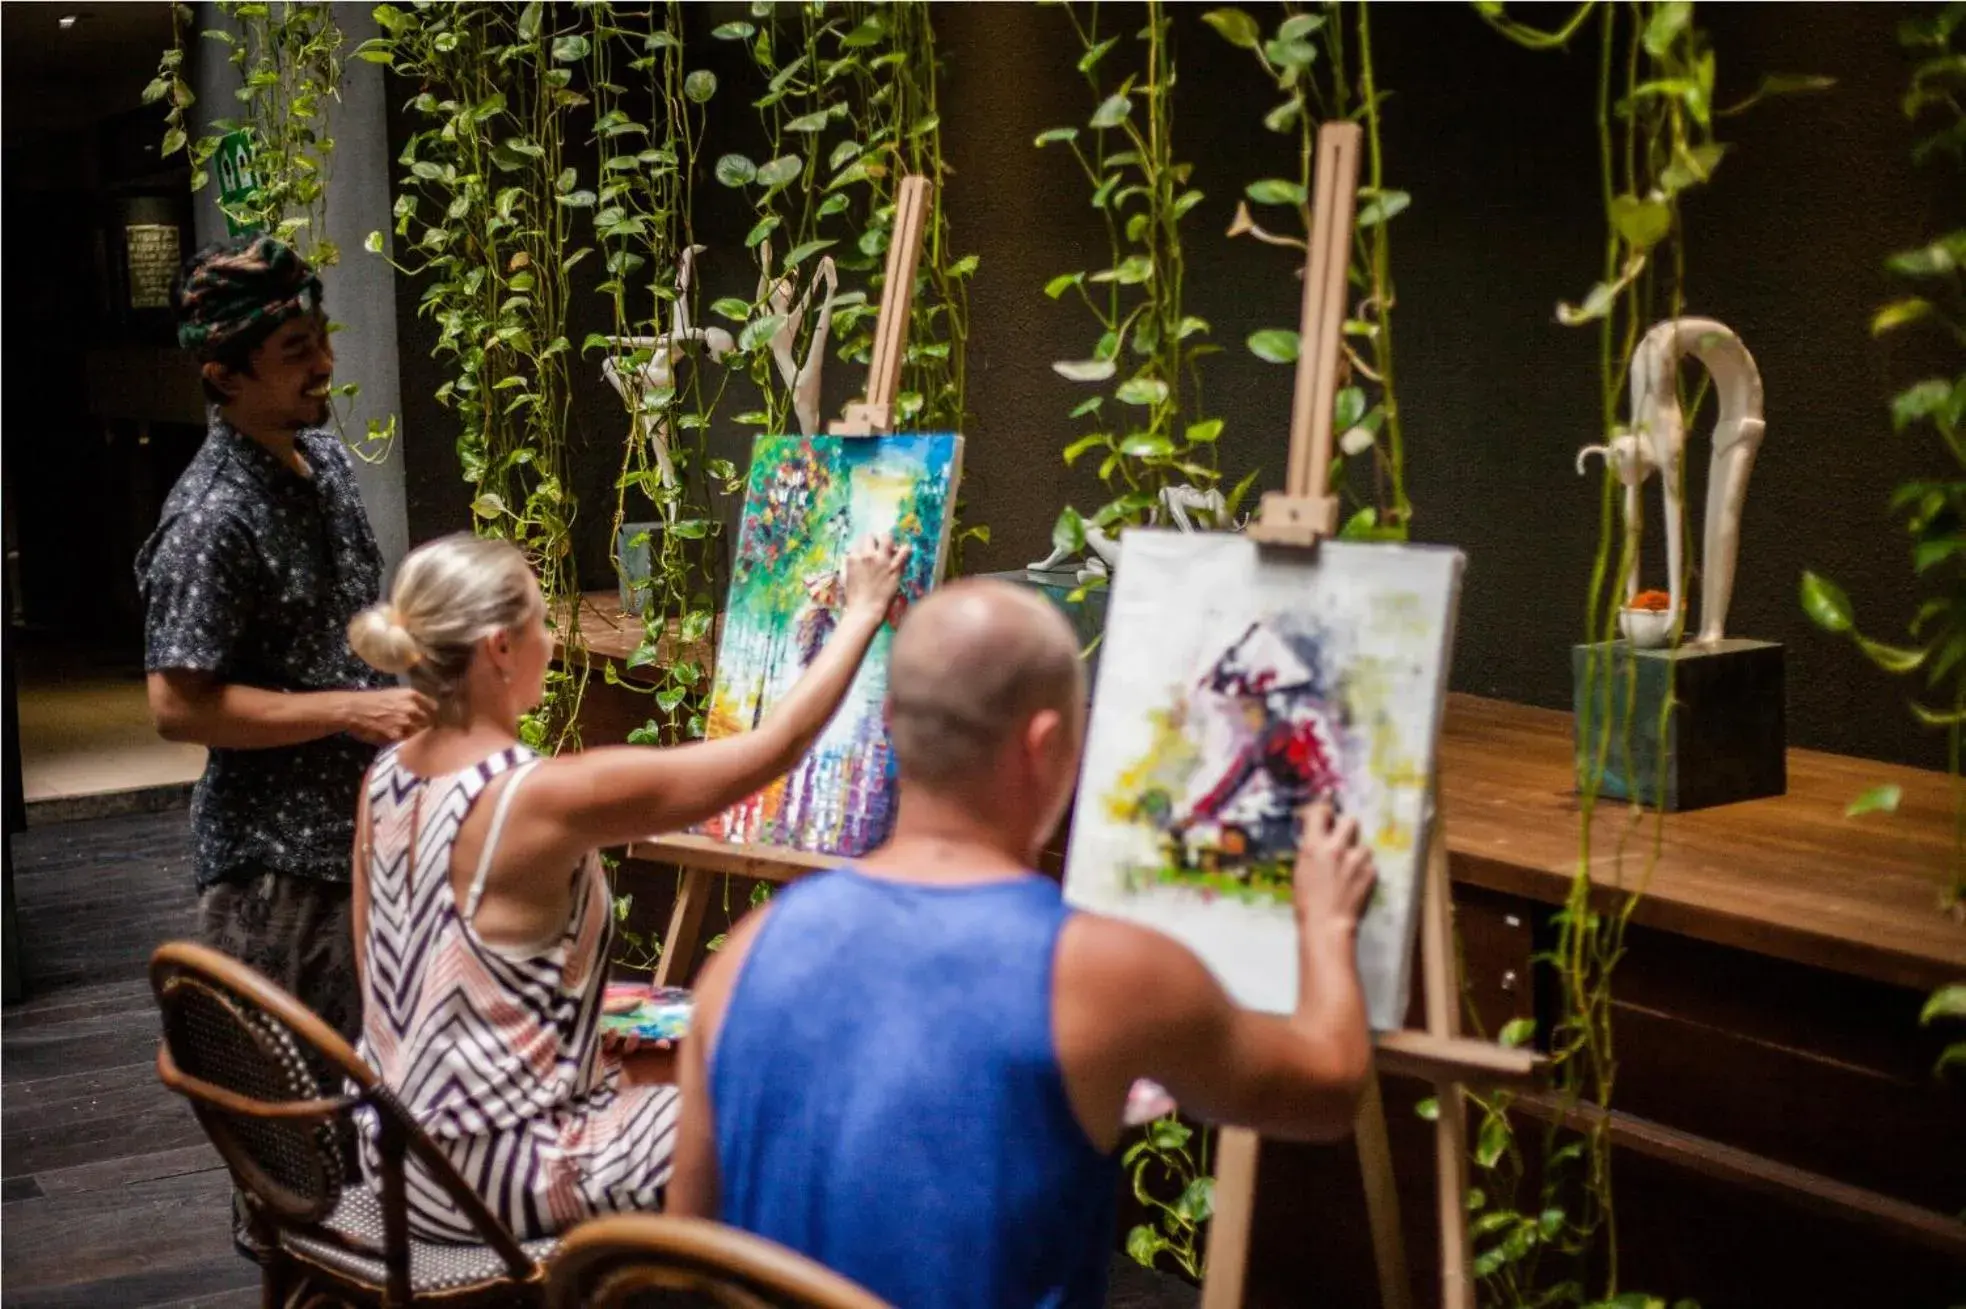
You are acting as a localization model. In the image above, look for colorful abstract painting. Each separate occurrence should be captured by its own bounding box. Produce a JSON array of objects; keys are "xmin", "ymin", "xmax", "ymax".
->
[
  {"xmin": 1062, "ymin": 530, "xmax": 1464, "ymax": 1030},
  {"xmin": 698, "ymin": 432, "xmax": 963, "ymax": 856}
]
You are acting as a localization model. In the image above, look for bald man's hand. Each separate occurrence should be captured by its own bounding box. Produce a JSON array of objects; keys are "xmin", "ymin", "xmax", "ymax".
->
[{"xmin": 843, "ymin": 534, "xmax": 911, "ymax": 619}]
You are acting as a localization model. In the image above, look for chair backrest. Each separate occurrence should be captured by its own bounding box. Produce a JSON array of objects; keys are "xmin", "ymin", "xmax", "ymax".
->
[
  {"xmin": 547, "ymin": 1215, "xmax": 893, "ymax": 1309},
  {"xmin": 150, "ymin": 941, "xmax": 541, "ymax": 1301}
]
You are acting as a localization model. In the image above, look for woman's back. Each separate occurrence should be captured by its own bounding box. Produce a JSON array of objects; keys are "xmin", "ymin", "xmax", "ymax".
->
[{"xmin": 357, "ymin": 742, "xmax": 676, "ymax": 1240}]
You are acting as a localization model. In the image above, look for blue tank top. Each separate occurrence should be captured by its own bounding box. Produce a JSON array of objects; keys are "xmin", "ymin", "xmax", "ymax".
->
[{"xmin": 711, "ymin": 866, "xmax": 1119, "ymax": 1308}]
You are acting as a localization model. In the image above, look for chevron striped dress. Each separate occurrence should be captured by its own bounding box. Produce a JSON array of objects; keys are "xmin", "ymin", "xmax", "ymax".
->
[{"xmin": 354, "ymin": 743, "xmax": 679, "ymax": 1242}]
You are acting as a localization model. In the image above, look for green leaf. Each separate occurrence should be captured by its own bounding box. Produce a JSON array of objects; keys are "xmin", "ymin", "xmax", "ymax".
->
[
  {"xmin": 550, "ymin": 33, "xmax": 590, "ymax": 62},
  {"xmin": 1799, "ymin": 570, "xmax": 1855, "ymax": 633},
  {"xmin": 1185, "ymin": 418, "xmax": 1224, "ymax": 444},
  {"xmin": 1609, "ymin": 193, "xmax": 1672, "ymax": 250},
  {"xmin": 745, "ymin": 215, "xmax": 780, "ymax": 248},
  {"xmin": 948, "ymin": 253, "xmax": 980, "ymax": 278},
  {"xmin": 739, "ymin": 315, "xmax": 785, "ymax": 352},
  {"xmin": 1201, "ymin": 8, "xmax": 1262, "ymax": 49},
  {"xmin": 471, "ymin": 493, "xmax": 507, "ymax": 519},
  {"xmin": 1264, "ymin": 36, "xmax": 1318, "ymax": 70},
  {"xmin": 556, "ymin": 190, "xmax": 597, "ymax": 209},
  {"xmin": 1078, "ymin": 36, "xmax": 1119, "ymax": 73},
  {"xmin": 1886, "ymin": 232, "xmax": 1966, "ymax": 278},
  {"xmin": 1125, "ymin": 1224, "xmax": 1166, "ymax": 1269},
  {"xmin": 1278, "ymin": 13, "xmax": 1326, "ymax": 41},
  {"xmin": 784, "ymin": 239, "xmax": 835, "ymax": 268},
  {"xmin": 840, "ymin": 15, "xmax": 886, "ymax": 47},
  {"xmin": 1415, "ymin": 1096, "xmax": 1440, "ymax": 1122},
  {"xmin": 756, "ymin": 154, "xmax": 804, "ymax": 188},
  {"xmin": 1643, "ymin": 0, "xmax": 1691, "ymax": 56},
  {"xmin": 1116, "ymin": 377, "xmax": 1170, "ymax": 407},
  {"xmin": 1053, "ymin": 358, "xmax": 1117, "ymax": 383},
  {"xmin": 1121, "ymin": 433, "xmax": 1174, "ymax": 457},
  {"xmin": 1893, "ymin": 378, "xmax": 1954, "ymax": 431},
  {"xmin": 714, "ymin": 153, "xmax": 757, "ymax": 187},
  {"xmin": 1355, "ymin": 188, "xmax": 1411, "ymax": 227},
  {"xmin": 1921, "ymin": 984, "xmax": 1966, "ymax": 1024},
  {"xmin": 1034, "ymin": 126, "xmax": 1080, "ymax": 147},
  {"xmin": 709, "ymin": 297, "xmax": 751, "ymax": 322},
  {"xmin": 1339, "ymin": 507, "xmax": 1379, "ymax": 539},
  {"xmin": 1070, "ymin": 396, "xmax": 1104, "ymax": 420},
  {"xmin": 1112, "ymin": 256, "xmax": 1153, "ymax": 284},
  {"xmin": 1334, "ymin": 386, "xmax": 1366, "ymax": 431},
  {"xmin": 1045, "ymin": 272, "xmax": 1084, "ymax": 300},
  {"xmin": 1911, "ymin": 700, "xmax": 1966, "ymax": 727},
  {"xmin": 712, "ymin": 21, "xmax": 756, "ymax": 40},
  {"xmin": 1264, "ymin": 98, "xmax": 1303, "ymax": 133},
  {"xmin": 1090, "ymin": 93, "xmax": 1133, "ymax": 130},
  {"xmin": 1247, "ymin": 328, "xmax": 1299, "ymax": 364},
  {"xmin": 1246, "ymin": 178, "xmax": 1306, "ymax": 206},
  {"xmin": 1174, "ymin": 1176, "xmax": 1214, "ymax": 1223},
  {"xmin": 1063, "ymin": 433, "xmax": 1111, "ymax": 466},
  {"xmin": 1872, "ymin": 298, "xmax": 1934, "ymax": 336},
  {"xmin": 1499, "ymin": 1017, "xmax": 1537, "ymax": 1048},
  {"xmin": 363, "ymin": 230, "xmax": 384, "ymax": 255},
  {"xmin": 1053, "ymin": 506, "xmax": 1086, "ymax": 556},
  {"xmin": 1845, "ymin": 784, "xmax": 1904, "ymax": 818},
  {"xmin": 1661, "ymin": 141, "xmax": 1728, "ymax": 193},
  {"xmin": 786, "ymin": 109, "xmax": 831, "ymax": 133},
  {"xmin": 684, "ymin": 70, "xmax": 717, "ymax": 103},
  {"xmin": 1475, "ymin": 1114, "xmax": 1510, "ymax": 1169}
]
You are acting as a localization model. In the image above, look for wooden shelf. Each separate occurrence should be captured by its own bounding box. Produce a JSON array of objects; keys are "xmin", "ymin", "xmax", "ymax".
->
[{"xmin": 1439, "ymin": 694, "xmax": 1966, "ymax": 993}]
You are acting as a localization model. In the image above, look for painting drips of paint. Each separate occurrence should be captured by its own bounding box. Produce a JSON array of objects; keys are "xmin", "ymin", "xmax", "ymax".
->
[
  {"xmin": 699, "ymin": 432, "xmax": 963, "ymax": 856},
  {"xmin": 1064, "ymin": 530, "xmax": 1463, "ymax": 1030}
]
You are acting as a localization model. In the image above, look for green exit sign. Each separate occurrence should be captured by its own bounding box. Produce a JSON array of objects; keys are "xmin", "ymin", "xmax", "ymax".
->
[{"xmin": 212, "ymin": 130, "xmax": 260, "ymax": 237}]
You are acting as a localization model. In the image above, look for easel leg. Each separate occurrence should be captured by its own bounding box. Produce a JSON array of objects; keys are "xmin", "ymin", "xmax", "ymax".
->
[
  {"xmin": 1355, "ymin": 1068, "xmax": 1413, "ymax": 1309},
  {"xmin": 1199, "ymin": 1126, "xmax": 1261, "ymax": 1309},
  {"xmin": 653, "ymin": 867, "xmax": 712, "ymax": 989},
  {"xmin": 1420, "ymin": 809, "xmax": 1473, "ymax": 1309}
]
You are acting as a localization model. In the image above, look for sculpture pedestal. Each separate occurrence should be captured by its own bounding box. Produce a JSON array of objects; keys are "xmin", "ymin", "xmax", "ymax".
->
[{"xmin": 1571, "ymin": 638, "xmax": 1786, "ymax": 811}]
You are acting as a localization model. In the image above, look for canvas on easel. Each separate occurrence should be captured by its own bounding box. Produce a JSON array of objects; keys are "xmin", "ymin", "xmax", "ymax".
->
[
  {"xmin": 1063, "ymin": 531, "xmax": 1463, "ymax": 1031},
  {"xmin": 697, "ymin": 430, "xmax": 964, "ymax": 856}
]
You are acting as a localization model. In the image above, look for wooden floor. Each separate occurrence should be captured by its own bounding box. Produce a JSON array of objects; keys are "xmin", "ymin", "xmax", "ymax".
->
[
  {"xmin": 0, "ymin": 807, "xmax": 1195, "ymax": 1309},
  {"xmin": 3, "ymin": 808, "xmax": 255, "ymax": 1308}
]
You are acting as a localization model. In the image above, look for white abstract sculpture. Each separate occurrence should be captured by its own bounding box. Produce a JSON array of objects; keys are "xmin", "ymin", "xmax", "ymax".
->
[
  {"xmin": 755, "ymin": 242, "xmax": 839, "ymax": 438},
  {"xmin": 1576, "ymin": 316, "xmax": 1767, "ymax": 646},
  {"xmin": 602, "ymin": 245, "xmax": 735, "ymax": 507},
  {"xmin": 1026, "ymin": 483, "xmax": 1234, "ymax": 586}
]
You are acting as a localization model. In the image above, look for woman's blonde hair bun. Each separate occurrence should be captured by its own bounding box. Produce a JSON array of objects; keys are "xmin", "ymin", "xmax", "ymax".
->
[{"xmin": 346, "ymin": 534, "xmax": 538, "ymax": 703}]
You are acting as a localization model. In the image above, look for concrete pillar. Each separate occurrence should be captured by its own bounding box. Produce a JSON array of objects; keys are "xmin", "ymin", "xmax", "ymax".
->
[{"xmin": 188, "ymin": 3, "xmax": 409, "ymax": 576}]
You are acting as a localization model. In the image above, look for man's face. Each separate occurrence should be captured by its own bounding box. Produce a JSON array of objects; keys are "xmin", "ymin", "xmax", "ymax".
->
[{"xmin": 222, "ymin": 312, "xmax": 335, "ymax": 431}]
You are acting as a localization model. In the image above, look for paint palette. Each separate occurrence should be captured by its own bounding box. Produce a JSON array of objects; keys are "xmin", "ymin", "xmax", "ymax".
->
[{"xmin": 599, "ymin": 982, "xmax": 695, "ymax": 1044}]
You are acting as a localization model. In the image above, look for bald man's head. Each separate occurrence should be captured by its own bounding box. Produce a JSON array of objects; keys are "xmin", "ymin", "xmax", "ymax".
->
[{"xmin": 887, "ymin": 579, "xmax": 1085, "ymax": 794}]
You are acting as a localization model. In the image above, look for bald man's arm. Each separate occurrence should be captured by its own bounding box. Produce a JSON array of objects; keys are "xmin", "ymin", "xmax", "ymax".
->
[
  {"xmin": 665, "ymin": 904, "xmax": 774, "ymax": 1218},
  {"xmin": 1053, "ymin": 916, "xmax": 1370, "ymax": 1149}
]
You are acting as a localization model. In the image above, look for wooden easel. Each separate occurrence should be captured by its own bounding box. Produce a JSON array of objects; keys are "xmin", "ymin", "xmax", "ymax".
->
[
  {"xmin": 1196, "ymin": 123, "xmax": 1545, "ymax": 1309},
  {"xmin": 631, "ymin": 174, "xmax": 936, "ymax": 987}
]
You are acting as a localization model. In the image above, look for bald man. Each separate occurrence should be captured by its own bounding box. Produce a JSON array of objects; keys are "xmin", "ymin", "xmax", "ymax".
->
[{"xmin": 668, "ymin": 579, "xmax": 1377, "ymax": 1308}]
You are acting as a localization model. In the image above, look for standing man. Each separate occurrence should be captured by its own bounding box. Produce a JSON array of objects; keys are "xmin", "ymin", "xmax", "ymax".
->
[{"xmin": 138, "ymin": 235, "xmax": 430, "ymax": 1040}]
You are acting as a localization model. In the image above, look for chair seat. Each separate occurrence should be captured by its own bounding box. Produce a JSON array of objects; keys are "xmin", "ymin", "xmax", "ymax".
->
[{"xmin": 280, "ymin": 1184, "xmax": 559, "ymax": 1295}]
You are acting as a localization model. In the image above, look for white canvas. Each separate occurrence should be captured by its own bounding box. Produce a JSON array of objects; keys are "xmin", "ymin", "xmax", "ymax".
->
[{"xmin": 1062, "ymin": 529, "xmax": 1464, "ymax": 1031}]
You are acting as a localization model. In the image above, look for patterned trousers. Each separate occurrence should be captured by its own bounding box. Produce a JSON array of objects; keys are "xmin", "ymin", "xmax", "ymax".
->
[{"xmin": 197, "ymin": 870, "xmax": 361, "ymax": 1047}]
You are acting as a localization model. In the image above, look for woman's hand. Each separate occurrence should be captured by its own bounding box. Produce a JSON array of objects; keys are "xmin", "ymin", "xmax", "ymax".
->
[
  {"xmin": 842, "ymin": 534, "xmax": 911, "ymax": 622},
  {"xmin": 603, "ymin": 1029, "xmax": 679, "ymax": 1086}
]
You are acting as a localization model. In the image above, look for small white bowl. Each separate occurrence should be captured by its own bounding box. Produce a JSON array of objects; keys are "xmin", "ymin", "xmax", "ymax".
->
[{"xmin": 1619, "ymin": 606, "xmax": 1677, "ymax": 649}]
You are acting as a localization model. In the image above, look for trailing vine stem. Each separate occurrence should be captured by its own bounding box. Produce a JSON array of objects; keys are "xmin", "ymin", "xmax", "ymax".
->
[
  {"xmin": 1043, "ymin": 1, "xmax": 1247, "ymax": 590},
  {"xmin": 1207, "ymin": 1, "xmax": 1412, "ymax": 540},
  {"xmin": 359, "ymin": 2, "xmax": 591, "ymax": 752}
]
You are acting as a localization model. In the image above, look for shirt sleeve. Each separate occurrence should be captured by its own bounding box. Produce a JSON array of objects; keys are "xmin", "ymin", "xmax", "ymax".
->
[{"xmin": 139, "ymin": 509, "xmax": 259, "ymax": 675}]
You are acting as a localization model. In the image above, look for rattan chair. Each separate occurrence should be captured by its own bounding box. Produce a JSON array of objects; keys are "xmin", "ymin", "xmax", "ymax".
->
[
  {"xmin": 546, "ymin": 1214, "xmax": 892, "ymax": 1309},
  {"xmin": 150, "ymin": 941, "xmax": 553, "ymax": 1307}
]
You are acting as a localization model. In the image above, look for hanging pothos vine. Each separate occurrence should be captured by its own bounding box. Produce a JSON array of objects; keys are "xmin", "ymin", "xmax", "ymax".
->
[
  {"xmin": 1467, "ymin": 5, "xmax": 1828, "ymax": 1307},
  {"xmin": 1207, "ymin": 1, "xmax": 1411, "ymax": 541},
  {"xmin": 359, "ymin": 1, "xmax": 593, "ymax": 752},
  {"xmin": 1041, "ymin": 0, "xmax": 1250, "ymax": 593},
  {"xmin": 151, "ymin": 1, "xmax": 394, "ymax": 458}
]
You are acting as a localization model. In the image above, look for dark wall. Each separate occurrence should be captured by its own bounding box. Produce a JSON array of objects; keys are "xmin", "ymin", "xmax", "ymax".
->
[{"xmin": 394, "ymin": 4, "xmax": 1955, "ymax": 769}]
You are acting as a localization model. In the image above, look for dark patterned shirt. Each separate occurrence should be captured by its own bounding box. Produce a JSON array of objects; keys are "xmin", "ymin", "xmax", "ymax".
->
[{"xmin": 136, "ymin": 412, "xmax": 389, "ymax": 889}]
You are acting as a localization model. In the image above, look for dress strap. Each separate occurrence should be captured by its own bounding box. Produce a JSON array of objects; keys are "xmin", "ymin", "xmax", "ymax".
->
[{"xmin": 463, "ymin": 758, "xmax": 543, "ymax": 923}]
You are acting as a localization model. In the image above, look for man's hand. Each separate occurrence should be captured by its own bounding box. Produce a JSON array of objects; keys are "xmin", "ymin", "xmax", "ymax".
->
[
  {"xmin": 342, "ymin": 688, "xmax": 435, "ymax": 745},
  {"xmin": 1292, "ymin": 800, "xmax": 1377, "ymax": 941},
  {"xmin": 842, "ymin": 533, "xmax": 911, "ymax": 621}
]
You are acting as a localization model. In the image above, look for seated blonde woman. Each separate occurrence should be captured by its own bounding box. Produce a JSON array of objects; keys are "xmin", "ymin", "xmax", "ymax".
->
[{"xmin": 344, "ymin": 530, "xmax": 908, "ymax": 1242}]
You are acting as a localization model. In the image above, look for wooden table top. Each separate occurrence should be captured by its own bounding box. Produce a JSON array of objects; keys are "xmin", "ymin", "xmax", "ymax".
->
[
  {"xmin": 1441, "ymin": 694, "xmax": 1966, "ymax": 993},
  {"xmin": 551, "ymin": 591, "xmax": 719, "ymax": 675}
]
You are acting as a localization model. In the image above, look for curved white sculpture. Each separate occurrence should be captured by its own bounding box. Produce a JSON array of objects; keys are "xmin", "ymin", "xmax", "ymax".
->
[
  {"xmin": 1576, "ymin": 316, "xmax": 1767, "ymax": 646},
  {"xmin": 1026, "ymin": 483, "xmax": 1233, "ymax": 585},
  {"xmin": 601, "ymin": 245, "xmax": 735, "ymax": 506},
  {"xmin": 755, "ymin": 242, "xmax": 839, "ymax": 438}
]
